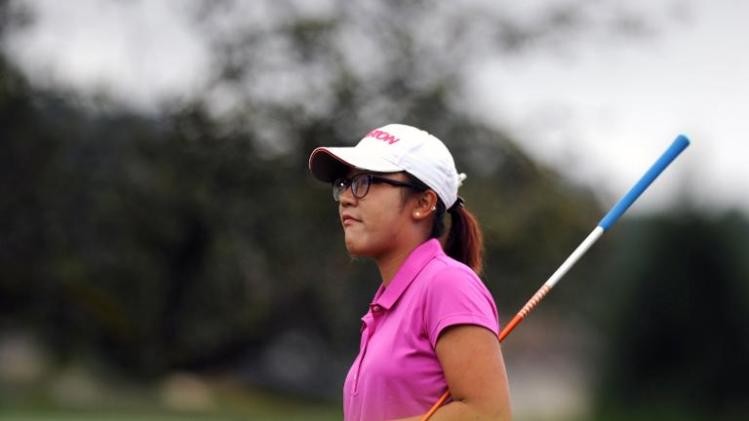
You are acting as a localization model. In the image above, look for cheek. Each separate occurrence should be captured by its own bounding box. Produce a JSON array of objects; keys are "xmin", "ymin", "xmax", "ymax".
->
[
  {"xmin": 344, "ymin": 201, "xmax": 405, "ymax": 255},
  {"xmin": 343, "ymin": 215, "xmax": 389, "ymax": 256}
]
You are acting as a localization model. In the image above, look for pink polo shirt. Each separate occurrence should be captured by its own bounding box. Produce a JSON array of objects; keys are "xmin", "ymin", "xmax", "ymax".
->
[{"xmin": 343, "ymin": 239, "xmax": 499, "ymax": 421}]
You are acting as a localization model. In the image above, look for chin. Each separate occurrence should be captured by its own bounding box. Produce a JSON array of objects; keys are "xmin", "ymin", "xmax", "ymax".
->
[
  {"xmin": 344, "ymin": 233, "xmax": 378, "ymax": 257},
  {"xmin": 344, "ymin": 238, "xmax": 366, "ymax": 257}
]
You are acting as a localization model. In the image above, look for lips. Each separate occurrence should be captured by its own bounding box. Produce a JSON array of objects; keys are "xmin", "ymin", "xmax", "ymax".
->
[{"xmin": 341, "ymin": 214, "xmax": 361, "ymax": 226}]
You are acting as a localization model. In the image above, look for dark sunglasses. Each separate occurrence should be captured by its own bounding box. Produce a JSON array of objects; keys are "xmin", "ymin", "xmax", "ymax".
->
[{"xmin": 332, "ymin": 173, "xmax": 419, "ymax": 201}]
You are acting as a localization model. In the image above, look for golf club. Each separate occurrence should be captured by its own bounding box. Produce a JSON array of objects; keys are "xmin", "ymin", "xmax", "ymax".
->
[{"xmin": 420, "ymin": 134, "xmax": 691, "ymax": 420}]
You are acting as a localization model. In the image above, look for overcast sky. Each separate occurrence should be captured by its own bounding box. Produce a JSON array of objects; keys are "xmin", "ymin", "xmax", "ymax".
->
[
  {"xmin": 5, "ymin": 0, "xmax": 748, "ymax": 214},
  {"xmin": 468, "ymin": 0, "xmax": 749, "ymax": 213}
]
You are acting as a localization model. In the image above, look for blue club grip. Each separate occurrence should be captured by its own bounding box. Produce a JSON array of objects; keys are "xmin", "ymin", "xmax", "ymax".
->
[{"xmin": 598, "ymin": 135, "xmax": 690, "ymax": 230}]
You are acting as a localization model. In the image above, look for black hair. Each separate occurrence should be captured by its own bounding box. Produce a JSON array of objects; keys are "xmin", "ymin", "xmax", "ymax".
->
[{"xmin": 404, "ymin": 174, "xmax": 484, "ymax": 274}]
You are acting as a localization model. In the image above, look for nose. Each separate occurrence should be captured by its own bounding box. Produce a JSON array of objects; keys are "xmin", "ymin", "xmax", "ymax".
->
[{"xmin": 338, "ymin": 182, "xmax": 356, "ymax": 207}]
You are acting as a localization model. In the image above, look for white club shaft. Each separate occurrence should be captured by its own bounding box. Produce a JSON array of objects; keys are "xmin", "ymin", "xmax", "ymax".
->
[{"xmin": 544, "ymin": 226, "xmax": 604, "ymax": 289}]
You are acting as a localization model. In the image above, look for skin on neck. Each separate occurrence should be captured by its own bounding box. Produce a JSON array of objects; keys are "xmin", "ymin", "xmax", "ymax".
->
[{"xmin": 374, "ymin": 223, "xmax": 430, "ymax": 287}]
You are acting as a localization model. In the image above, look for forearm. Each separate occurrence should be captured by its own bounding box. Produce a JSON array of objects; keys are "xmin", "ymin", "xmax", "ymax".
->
[{"xmin": 391, "ymin": 399, "xmax": 510, "ymax": 421}]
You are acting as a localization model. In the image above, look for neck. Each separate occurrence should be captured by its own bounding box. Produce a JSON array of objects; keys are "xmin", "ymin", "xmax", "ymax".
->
[{"xmin": 375, "ymin": 235, "xmax": 429, "ymax": 287}]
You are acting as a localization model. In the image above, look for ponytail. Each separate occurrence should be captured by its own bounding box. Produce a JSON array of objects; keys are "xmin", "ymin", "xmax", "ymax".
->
[
  {"xmin": 444, "ymin": 200, "xmax": 484, "ymax": 275},
  {"xmin": 405, "ymin": 173, "xmax": 485, "ymax": 274}
]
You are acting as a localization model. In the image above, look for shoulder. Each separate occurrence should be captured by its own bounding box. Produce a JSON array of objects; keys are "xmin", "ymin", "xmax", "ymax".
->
[
  {"xmin": 419, "ymin": 255, "xmax": 497, "ymax": 316},
  {"xmin": 424, "ymin": 255, "xmax": 489, "ymax": 296},
  {"xmin": 419, "ymin": 256, "xmax": 499, "ymax": 346}
]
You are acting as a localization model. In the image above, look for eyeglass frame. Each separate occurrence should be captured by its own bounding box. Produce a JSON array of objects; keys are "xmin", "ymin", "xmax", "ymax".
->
[{"xmin": 332, "ymin": 173, "xmax": 421, "ymax": 202}]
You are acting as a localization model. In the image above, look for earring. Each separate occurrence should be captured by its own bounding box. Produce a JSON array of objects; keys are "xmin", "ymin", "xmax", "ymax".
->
[
  {"xmin": 415, "ymin": 212, "xmax": 421, "ymax": 216},
  {"xmin": 431, "ymin": 206, "xmax": 436, "ymax": 211}
]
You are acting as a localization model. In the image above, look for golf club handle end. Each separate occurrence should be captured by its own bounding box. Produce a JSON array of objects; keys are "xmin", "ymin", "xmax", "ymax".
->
[
  {"xmin": 598, "ymin": 134, "xmax": 691, "ymax": 230},
  {"xmin": 674, "ymin": 134, "xmax": 691, "ymax": 149}
]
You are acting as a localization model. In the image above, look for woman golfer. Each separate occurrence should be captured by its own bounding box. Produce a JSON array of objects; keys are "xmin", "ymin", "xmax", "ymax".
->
[{"xmin": 308, "ymin": 124, "xmax": 511, "ymax": 421}]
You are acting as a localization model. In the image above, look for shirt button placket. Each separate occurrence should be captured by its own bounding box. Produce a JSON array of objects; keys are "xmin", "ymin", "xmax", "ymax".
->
[
  {"xmin": 354, "ymin": 312, "xmax": 376, "ymax": 394},
  {"xmin": 353, "ymin": 304, "xmax": 386, "ymax": 394}
]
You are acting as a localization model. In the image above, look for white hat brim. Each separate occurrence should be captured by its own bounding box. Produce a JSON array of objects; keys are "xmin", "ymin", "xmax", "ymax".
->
[{"xmin": 309, "ymin": 146, "xmax": 402, "ymax": 182}]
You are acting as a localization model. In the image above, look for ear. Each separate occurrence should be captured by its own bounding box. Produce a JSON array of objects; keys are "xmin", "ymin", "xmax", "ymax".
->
[{"xmin": 412, "ymin": 190, "xmax": 438, "ymax": 221}]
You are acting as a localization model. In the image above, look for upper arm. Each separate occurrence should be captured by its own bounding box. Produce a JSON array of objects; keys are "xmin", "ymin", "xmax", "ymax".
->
[
  {"xmin": 435, "ymin": 324, "xmax": 512, "ymax": 419},
  {"xmin": 422, "ymin": 265, "xmax": 510, "ymax": 419}
]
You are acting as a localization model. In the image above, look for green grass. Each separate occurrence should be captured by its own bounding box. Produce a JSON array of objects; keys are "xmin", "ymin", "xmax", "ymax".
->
[
  {"xmin": 587, "ymin": 404, "xmax": 749, "ymax": 421},
  {"xmin": 0, "ymin": 408, "xmax": 339, "ymax": 421},
  {"xmin": 0, "ymin": 390, "xmax": 341, "ymax": 421}
]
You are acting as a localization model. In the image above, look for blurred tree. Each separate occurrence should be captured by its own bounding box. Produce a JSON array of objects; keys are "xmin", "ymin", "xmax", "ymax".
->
[
  {"xmin": 187, "ymin": 0, "xmax": 612, "ymax": 314},
  {"xmin": 1, "ymin": 0, "xmax": 674, "ymax": 400},
  {"xmin": 592, "ymin": 210, "xmax": 749, "ymax": 420}
]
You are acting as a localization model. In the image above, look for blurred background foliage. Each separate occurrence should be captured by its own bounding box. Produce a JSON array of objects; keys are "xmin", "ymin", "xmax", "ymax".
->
[{"xmin": 1, "ymin": 0, "xmax": 747, "ymax": 420}]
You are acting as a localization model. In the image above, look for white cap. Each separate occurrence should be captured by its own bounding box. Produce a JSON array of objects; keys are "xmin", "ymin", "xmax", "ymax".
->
[{"xmin": 308, "ymin": 124, "xmax": 466, "ymax": 208}]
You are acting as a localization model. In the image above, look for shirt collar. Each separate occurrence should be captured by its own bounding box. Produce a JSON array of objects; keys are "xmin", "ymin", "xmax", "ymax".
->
[{"xmin": 371, "ymin": 238, "xmax": 444, "ymax": 311}]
